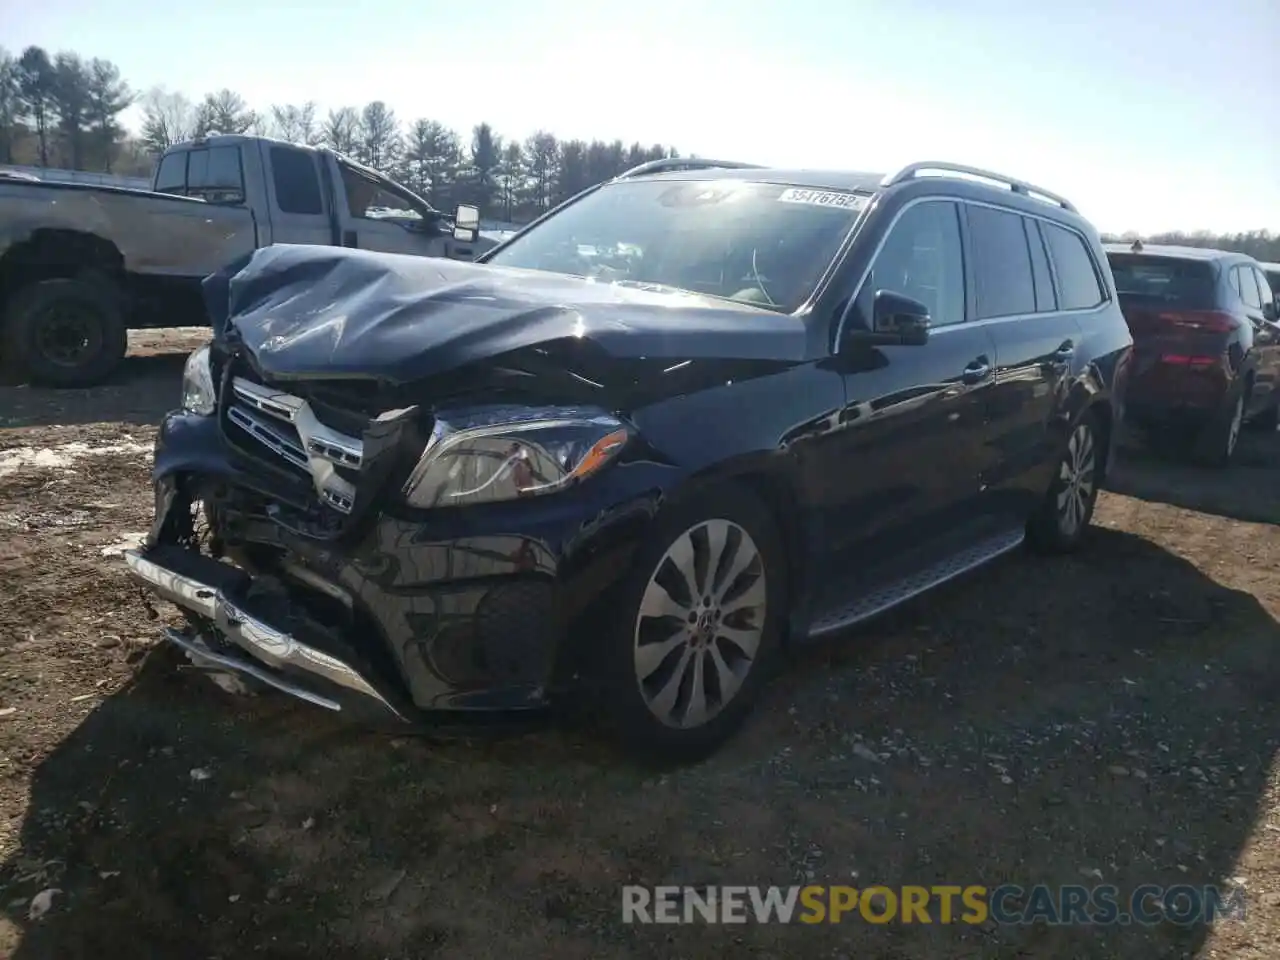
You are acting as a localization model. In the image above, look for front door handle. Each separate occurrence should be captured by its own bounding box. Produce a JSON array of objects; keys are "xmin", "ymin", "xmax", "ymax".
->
[
  {"xmin": 962, "ymin": 357, "xmax": 992, "ymax": 385},
  {"xmin": 1052, "ymin": 341, "xmax": 1075, "ymax": 364}
]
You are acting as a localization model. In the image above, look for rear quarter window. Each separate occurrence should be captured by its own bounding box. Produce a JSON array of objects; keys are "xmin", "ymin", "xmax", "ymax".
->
[{"xmin": 1042, "ymin": 223, "xmax": 1105, "ymax": 310}]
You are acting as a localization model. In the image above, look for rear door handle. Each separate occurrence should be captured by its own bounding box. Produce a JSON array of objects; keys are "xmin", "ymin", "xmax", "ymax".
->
[{"xmin": 962, "ymin": 357, "xmax": 992, "ymax": 385}]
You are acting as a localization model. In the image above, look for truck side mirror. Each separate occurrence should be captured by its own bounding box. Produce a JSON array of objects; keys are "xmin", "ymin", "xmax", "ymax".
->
[{"xmin": 453, "ymin": 204, "xmax": 480, "ymax": 243}]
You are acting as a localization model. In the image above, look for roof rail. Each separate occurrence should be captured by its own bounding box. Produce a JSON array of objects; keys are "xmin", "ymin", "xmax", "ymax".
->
[
  {"xmin": 880, "ymin": 161, "xmax": 1077, "ymax": 212},
  {"xmin": 615, "ymin": 158, "xmax": 766, "ymax": 180}
]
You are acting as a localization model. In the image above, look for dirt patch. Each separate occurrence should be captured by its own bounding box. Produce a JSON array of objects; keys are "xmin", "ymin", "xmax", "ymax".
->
[{"xmin": 0, "ymin": 354, "xmax": 1278, "ymax": 959}]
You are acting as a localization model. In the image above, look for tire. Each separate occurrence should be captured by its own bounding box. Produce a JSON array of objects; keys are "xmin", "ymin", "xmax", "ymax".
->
[
  {"xmin": 591, "ymin": 485, "xmax": 787, "ymax": 764},
  {"xmin": 1194, "ymin": 387, "xmax": 1246, "ymax": 467},
  {"xmin": 1, "ymin": 277, "xmax": 127, "ymax": 388},
  {"xmin": 1245, "ymin": 397, "xmax": 1279, "ymax": 433},
  {"xmin": 1027, "ymin": 411, "xmax": 1102, "ymax": 554}
]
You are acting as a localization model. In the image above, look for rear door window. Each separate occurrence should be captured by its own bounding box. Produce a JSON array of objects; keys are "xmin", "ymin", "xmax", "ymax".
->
[
  {"xmin": 1237, "ymin": 266, "xmax": 1262, "ymax": 309},
  {"xmin": 154, "ymin": 152, "xmax": 187, "ymax": 193},
  {"xmin": 1256, "ymin": 268, "xmax": 1278, "ymax": 306},
  {"xmin": 269, "ymin": 145, "xmax": 324, "ymax": 215},
  {"xmin": 1042, "ymin": 223, "xmax": 1105, "ymax": 310},
  {"xmin": 966, "ymin": 204, "xmax": 1035, "ymax": 319}
]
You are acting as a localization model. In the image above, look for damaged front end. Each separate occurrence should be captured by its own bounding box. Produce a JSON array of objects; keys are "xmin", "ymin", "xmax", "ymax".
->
[{"xmin": 122, "ymin": 247, "xmax": 716, "ymax": 724}]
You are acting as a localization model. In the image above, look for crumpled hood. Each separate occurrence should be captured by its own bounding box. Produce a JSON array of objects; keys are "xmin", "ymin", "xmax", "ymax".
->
[{"xmin": 202, "ymin": 244, "xmax": 809, "ymax": 393}]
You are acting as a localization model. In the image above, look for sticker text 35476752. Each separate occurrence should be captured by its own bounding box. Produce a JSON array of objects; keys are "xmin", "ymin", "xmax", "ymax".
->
[{"xmin": 776, "ymin": 188, "xmax": 868, "ymax": 211}]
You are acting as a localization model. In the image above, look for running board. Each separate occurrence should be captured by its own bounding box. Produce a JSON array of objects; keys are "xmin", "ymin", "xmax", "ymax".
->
[{"xmin": 807, "ymin": 529, "xmax": 1026, "ymax": 637}]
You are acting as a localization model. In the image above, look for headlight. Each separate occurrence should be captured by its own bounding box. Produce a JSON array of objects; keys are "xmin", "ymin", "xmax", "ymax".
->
[
  {"xmin": 181, "ymin": 344, "xmax": 216, "ymax": 415},
  {"xmin": 403, "ymin": 410, "xmax": 630, "ymax": 508}
]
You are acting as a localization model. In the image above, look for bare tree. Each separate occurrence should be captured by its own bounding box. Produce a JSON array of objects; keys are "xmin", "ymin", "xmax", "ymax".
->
[
  {"xmin": 194, "ymin": 88, "xmax": 256, "ymax": 137},
  {"xmin": 320, "ymin": 106, "xmax": 360, "ymax": 156},
  {"xmin": 357, "ymin": 100, "xmax": 400, "ymax": 172},
  {"xmin": 139, "ymin": 86, "xmax": 197, "ymax": 154},
  {"xmin": 269, "ymin": 101, "xmax": 320, "ymax": 145}
]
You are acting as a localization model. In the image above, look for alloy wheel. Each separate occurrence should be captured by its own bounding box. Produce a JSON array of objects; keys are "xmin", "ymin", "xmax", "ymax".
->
[
  {"xmin": 1057, "ymin": 422, "xmax": 1097, "ymax": 537},
  {"xmin": 632, "ymin": 518, "xmax": 766, "ymax": 730}
]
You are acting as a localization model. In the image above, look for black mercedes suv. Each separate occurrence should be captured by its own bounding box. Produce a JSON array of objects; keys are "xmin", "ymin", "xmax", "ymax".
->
[{"xmin": 125, "ymin": 158, "xmax": 1134, "ymax": 760}]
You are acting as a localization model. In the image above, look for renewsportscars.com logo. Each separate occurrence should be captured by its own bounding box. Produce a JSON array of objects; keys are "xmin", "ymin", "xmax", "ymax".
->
[{"xmin": 621, "ymin": 884, "xmax": 1247, "ymax": 926}]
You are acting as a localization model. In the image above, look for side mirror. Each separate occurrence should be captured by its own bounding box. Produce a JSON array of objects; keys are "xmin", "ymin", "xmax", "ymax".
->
[
  {"xmin": 452, "ymin": 204, "xmax": 480, "ymax": 243},
  {"xmin": 1264, "ymin": 299, "xmax": 1279, "ymax": 323},
  {"xmin": 865, "ymin": 290, "xmax": 931, "ymax": 346}
]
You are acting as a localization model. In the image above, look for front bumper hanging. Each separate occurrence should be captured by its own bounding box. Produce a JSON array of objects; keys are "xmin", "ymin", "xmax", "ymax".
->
[{"xmin": 123, "ymin": 546, "xmax": 408, "ymax": 723}]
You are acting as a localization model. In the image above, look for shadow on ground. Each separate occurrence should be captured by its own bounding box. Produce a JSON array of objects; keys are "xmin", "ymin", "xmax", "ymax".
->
[
  {"xmin": 3, "ymin": 527, "xmax": 1277, "ymax": 959},
  {"xmin": 1109, "ymin": 426, "xmax": 1280, "ymax": 525},
  {"xmin": 0, "ymin": 355, "xmax": 188, "ymax": 431}
]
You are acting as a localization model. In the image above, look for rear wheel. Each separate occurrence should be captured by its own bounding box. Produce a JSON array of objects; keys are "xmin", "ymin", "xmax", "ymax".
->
[
  {"xmin": 1195, "ymin": 389, "xmax": 1245, "ymax": 466},
  {"xmin": 1027, "ymin": 413, "xmax": 1101, "ymax": 553},
  {"xmin": 1, "ymin": 277, "xmax": 127, "ymax": 388},
  {"xmin": 593, "ymin": 486, "xmax": 786, "ymax": 763},
  {"xmin": 1245, "ymin": 396, "xmax": 1279, "ymax": 433}
]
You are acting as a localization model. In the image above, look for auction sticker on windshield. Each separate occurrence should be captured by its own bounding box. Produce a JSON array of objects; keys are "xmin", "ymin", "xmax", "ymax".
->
[{"xmin": 777, "ymin": 188, "xmax": 867, "ymax": 211}]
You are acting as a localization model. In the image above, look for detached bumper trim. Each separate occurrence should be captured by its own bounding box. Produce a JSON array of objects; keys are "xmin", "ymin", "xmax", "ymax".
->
[
  {"xmin": 123, "ymin": 548, "xmax": 405, "ymax": 721},
  {"xmin": 163, "ymin": 627, "xmax": 342, "ymax": 711}
]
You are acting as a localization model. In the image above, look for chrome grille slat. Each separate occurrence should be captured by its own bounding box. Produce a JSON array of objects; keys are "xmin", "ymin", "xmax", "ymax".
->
[{"xmin": 226, "ymin": 376, "xmax": 366, "ymax": 515}]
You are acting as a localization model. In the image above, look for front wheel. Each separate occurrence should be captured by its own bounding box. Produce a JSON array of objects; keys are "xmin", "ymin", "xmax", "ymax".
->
[
  {"xmin": 593, "ymin": 486, "xmax": 786, "ymax": 763},
  {"xmin": 1027, "ymin": 413, "xmax": 1101, "ymax": 553}
]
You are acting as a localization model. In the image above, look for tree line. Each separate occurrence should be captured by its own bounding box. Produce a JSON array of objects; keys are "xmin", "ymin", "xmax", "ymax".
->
[
  {"xmin": 1101, "ymin": 230, "xmax": 1280, "ymax": 264},
  {"xmin": 2, "ymin": 43, "xmax": 1276, "ymax": 241},
  {"xmin": 0, "ymin": 44, "xmax": 681, "ymax": 222}
]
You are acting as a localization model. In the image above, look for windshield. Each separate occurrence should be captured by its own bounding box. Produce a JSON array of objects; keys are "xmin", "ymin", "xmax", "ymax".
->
[
  {"xmin": 1106, "ymin": 253, "xmax": 1218, "ymax": 309},
  {"xmin": 1264, "ymin": 267, "xmax": 1280, "ymax": 299},
  {"xmin": 484, "ymin": 178, "xmax": 869, "ymax": 312}
]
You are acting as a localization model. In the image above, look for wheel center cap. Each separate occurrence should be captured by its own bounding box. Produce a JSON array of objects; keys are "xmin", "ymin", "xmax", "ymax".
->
[{"xmin": 695, "ymin": 611, "xmax": 714, "ymax": 636}]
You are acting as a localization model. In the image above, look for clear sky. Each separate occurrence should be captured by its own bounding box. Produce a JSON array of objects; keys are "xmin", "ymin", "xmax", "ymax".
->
[{"xmin": 7, "ymin": 0, "xmax": 1278, "ymax": 234}]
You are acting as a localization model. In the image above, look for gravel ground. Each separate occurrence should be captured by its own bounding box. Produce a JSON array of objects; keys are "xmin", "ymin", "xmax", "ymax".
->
[{"xmin": 0, "ymin": 330, "xmax": 1278, "ymax": 959}]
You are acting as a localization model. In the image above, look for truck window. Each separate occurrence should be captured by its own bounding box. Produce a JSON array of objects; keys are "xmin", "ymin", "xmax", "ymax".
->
[
  {"xmin": 269, "ymin": 146, "xmax": 324, "ymax": 215},
  {"xmin": 155, "ymin": 152, "xmax": 187, "ymax": 194},
  {"xmin": 337, "ymin": 161, "xmax": 430, "ymax": 221},
  {"xmin": 187, "ymin": 146, "xmax": 244, "ymax": 203}
]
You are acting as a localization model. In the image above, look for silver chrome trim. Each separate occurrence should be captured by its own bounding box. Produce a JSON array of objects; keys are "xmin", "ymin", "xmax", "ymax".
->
[
  {"xmin": 123, "ymin": 549, "xmax": 404, "ymax": 720},
  {"xmin": 228, "ymin": 376, "xmax": 363, "ymax": 514},
  {"xmin": 809, "ymin": 529, "xmax": 1025, "ymax": 637},
  {"xmin": 164, "ymin": 627, "xmax": 342, "ymax": 711},
  {"xmin": 881, "ymin": 161, "xmax": 1077, "ymax": 212}
]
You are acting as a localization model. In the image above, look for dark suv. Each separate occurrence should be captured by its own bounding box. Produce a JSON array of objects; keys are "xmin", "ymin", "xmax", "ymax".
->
[
  {"xmin": 1104, "ymin": 243, "xmax": 1280, "ymax": 461},
  {"xmin": 124, "ymin": 158, "xmax": 1133, "ymax": 760}
]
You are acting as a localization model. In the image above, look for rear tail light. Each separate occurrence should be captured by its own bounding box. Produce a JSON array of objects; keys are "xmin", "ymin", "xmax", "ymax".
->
[
  {"xmin": 1159, "ymin": 354, "xmax": 1220, "ymax": 369},
  {"xmin": 1153, "ymin": 310, "xmax": 1238, "ymax": 333}
]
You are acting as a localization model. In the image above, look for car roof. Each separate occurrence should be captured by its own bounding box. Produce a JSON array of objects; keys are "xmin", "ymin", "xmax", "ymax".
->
[
  {"xmin": 624, "ymin": 163, "xmax": 1099, "ymax": 229},
  {"xmin": 1102, "ymin": 242, "xmax": 1244, "ymax": 263},
  {"xmin": 637, "ymin": 167, "xmax": 888, "ymax": 193},
  {"xmin": 1260, "ymin": 261, "xmax": 1280, "ymax": 271}
]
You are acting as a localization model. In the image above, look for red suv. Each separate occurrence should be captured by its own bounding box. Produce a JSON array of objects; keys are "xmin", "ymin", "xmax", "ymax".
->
[{"xmin": 1105, "ymin": 242, "xmax": 1280, "ymax": 464}]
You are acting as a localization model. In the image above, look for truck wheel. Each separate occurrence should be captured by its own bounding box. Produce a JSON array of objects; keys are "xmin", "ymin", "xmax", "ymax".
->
[{"xmin": 2, "ymin": 277, "xmax": 127, "ymax": 388}]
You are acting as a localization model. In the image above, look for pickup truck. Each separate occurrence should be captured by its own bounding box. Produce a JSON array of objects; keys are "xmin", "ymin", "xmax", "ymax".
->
[{"xmin": 0, "ymin": 134, "xmax": 496, "ymax": 387}]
